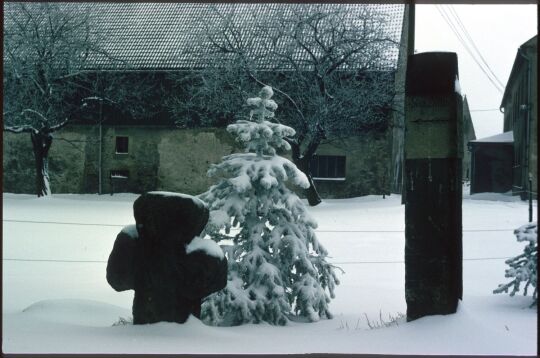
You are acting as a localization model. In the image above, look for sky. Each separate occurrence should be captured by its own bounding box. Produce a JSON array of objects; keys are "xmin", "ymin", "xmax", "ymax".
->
[{"xmin": 414, "ymin": 4, "xmax": 537, "ymax": 139}]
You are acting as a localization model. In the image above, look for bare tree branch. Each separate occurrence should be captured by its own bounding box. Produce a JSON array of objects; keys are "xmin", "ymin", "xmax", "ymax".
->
[
  {"xmin": 3, "ymin": 2, "xmax": 109, "ymax": 196},
  {"xmin": 167, "ymin": 4, "xmax": 399, "ymax": 205}
]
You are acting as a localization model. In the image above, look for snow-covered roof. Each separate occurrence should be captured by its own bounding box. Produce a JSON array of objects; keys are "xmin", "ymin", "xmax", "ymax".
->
[
  {"xmin": 3, "ymin": 2, "xmax": 405, "ymax": 71},
  {"xmin": 469, "ymin": 131, "xmax": 513, "ymax": 145}
]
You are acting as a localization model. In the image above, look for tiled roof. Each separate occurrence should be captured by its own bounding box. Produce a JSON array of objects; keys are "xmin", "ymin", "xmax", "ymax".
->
[{"xmin": 4, "ymin": 2, "xmax": 405, "ymax": 71}]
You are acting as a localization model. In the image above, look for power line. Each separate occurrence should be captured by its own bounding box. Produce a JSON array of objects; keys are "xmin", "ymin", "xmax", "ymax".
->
[
  {"xmin": 3, "ymin": 219, "xmax": 128, "ymax": 227},
  {"xmin": 443, "ymin": 5, "xmax": 505, "ymax": 94},
  {"xmin": 331, "ymin": 257, "xmax": 511, "ymax": 265},
  {"xmin": 3, "ymin": 218, "xmax": 516, "ymax": 233},
  {"xmin": 446, "ymin": 5, "xmax": 505, "ymax": 89},
  {"xmin": 435, "ymin": 5, "xmax": 504, "ymax": 94},
  {"xmin": 3, "ymin": 258, "xmax": 107, "ymax": 263},
  {"xmin": 317, "ymin": 229, "xmax": 514, "ymax": 233},
  {"xmin": 469, "ymin": 108, "xmax": 501, "ymax": 112},
  {"xmin": 437, "ymin": 5, "xmax": 504, "ymax": 94},
  {"xmin": 3, "ymin": 256, "xmax": 512, "ymax": 265}
]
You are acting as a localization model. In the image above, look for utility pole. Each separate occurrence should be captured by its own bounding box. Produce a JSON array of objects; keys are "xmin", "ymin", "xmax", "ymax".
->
[
  {"xmin": 400, "ymin": 2, "xmax": 415, "ymax": 202},
  {"xmin": 98, "ymin": 83, "xmax": 103, "ymax": 196},
  {"xmin": 408, "ymin": 2, "xmax": 415, "ymax": 57}
]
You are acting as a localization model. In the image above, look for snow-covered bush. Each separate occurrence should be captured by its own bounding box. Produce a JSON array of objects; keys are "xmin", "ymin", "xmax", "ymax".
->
[
  {"xmin": 199, "ymin": 85, "xmax": 340, "ymax": 326},
  {"xmin": 493, "ymin": 222, "xmax": 537, "ymax": 307}
]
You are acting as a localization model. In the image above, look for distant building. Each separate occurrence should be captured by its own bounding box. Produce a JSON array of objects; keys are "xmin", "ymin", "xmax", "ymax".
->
[
  {"xmin": 468, "ymin": 35, "xmax": 537, "ymax": 198},
  {"xmin": 468, "ymin": 131, "xmax": 513, "ymax": 194},
  {"xmin": 500, "ymin": 35, "xmax": 537, "ymax": 199}
]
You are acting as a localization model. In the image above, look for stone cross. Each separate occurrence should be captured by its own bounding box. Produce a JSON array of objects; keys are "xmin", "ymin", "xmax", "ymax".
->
[{"xmin": 106, "ymin": 191, "xmax": 228, "ymax": 324}]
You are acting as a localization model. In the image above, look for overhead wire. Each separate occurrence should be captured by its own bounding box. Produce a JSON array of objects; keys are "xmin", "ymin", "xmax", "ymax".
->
[
  {"xmin": 446, "ymin": 5, "xmax": 505, "ymax": 89},
  {"xmin": 438, "ymin": 5, "xmax": 504, "ymax": 93},
  {"xmin": 469, "ymin": 108, "xmax": 501, "ymax": 112},
  {"xmin": 435, "ymin": 5, "xmax": 504, "ymax": 94},
  {"xmin": 437, "ymin": 5, "xmax": 504, "ymax": 93},
  {"xmin": 2, "ymin": 218, "xmax": 517, "ymax": 233},
  {"xmin": 3, "ymin": 218, "xmax": 520, "ymax": 265},
  {"xmin": 2, "ymin": 256, "xmax": 514, "ymax": 265}
]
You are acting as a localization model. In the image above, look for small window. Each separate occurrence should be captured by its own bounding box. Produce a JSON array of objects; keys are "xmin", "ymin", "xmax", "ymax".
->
[
  {"xmin": 310, "ymin": 155, "xmax": 346, "ymax": 181},
  {"xmin": 115, "ymin": 136, "xmax": 129, "ymax": 154},
  {"xmin": 110, "ymin": 169, "xmax": 129, "ymax": 179}
]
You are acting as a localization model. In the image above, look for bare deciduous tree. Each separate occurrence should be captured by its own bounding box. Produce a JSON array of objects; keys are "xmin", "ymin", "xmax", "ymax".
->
[
  {"xmin": 3, "ymin": 3, "xmax": 105, "ymax": 196},
  {"xmin": 170, "ymin": 4, "xmax": 398, "ymax": 205}
]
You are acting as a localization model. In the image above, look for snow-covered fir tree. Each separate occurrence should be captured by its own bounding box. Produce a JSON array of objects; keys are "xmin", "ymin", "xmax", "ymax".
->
[
  {"xmin": 493, "ymin": 222, "xmax": 537, "ymax": 307},
  {"xmin": 199, "ymin": 86, "xmax": 340, "ymax": 326}
]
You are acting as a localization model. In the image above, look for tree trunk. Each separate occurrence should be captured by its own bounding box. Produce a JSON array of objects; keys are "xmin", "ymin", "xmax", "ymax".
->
[
  {"xmin": 290, "ymin": 141, "xmax": 322, "ymax": 206},
  {"xmin": 297, "ymin": 155, "xmax": 322, "ymax": 206},
  {"xmin": 31, "ymin": 132, "xmax": 53, "ymax": 197}
]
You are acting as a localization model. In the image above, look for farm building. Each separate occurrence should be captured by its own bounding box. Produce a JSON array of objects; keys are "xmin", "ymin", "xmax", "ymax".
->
[
  {"xmin": 468, "ymin": 35, "xmax": 537, "ymax": 198},
  {"xmin": 500, "ymin": 35, "xmax": 537, "ymax": 199},
  {"xmin": 4, "ymin": 3, "xmax": 415, "ymax": 198},
  {"xmin": 468, "ymin": 131, "xmax": 513, "ymax": 195}
]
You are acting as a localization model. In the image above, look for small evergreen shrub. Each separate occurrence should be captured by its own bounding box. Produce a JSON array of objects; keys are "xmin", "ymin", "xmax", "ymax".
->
[{"xmin": 200, "ymin": 86, "xmax": 340, "ymax": 326}]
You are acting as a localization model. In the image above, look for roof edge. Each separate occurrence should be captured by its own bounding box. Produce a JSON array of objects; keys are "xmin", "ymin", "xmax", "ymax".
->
[
  {"xmin": 469, "ymin": 131, "xmax": 513, "ymax": 145},
  {"xmin": 500, "ymin": 35, "xmax": 538, "ymax": 109}
]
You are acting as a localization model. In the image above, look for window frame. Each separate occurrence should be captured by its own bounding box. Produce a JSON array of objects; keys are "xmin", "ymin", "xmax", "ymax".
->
[
  {"xmin": 115, "ymin": 136, "xmax": 129, "ymax": 155},
  {"xmin": 310, "ymin": 154, "xmax": 346, "ymax": 181}
]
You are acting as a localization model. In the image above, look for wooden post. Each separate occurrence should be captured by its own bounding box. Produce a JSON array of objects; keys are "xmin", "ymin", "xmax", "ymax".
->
[{"xmin": 404, "ymin": 52, "xmax": 463, "ymax": 321}]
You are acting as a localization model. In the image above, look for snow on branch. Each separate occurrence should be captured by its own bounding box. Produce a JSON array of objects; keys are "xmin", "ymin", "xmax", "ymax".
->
[
  {"xmin": 3, "ymin": 124, "xmax": 38, "ymax": 134},
  {"xmin": 494, "ymin": 222, "xmax": 537, "ymax": 307},
  {"xmin": 200, "ymin": 85, "xmax": 339, "ymax": 326},
  {"xmin": 21, "ymin": 109, "xmax": 49, "ymax": 124}
]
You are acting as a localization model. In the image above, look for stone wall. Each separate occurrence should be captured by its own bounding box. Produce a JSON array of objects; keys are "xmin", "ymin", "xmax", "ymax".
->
[
  {"xmin": 50, "ymin": 128, "xmax": 95, "ymax": 193},
  {"xmin": 4, "ymin": 125, "xmax": 391, "ymax": 198},
  {"xmin": 101, "ymin": 126, "xmax": 160, "ymax": 194},
  {"xmin": 313, "ymin": 132, "xmax": 391, "ymax": 198},
  {"xmin": 3, "ymin": 132, "xmax": 36, "ymax": 194},
  {"xmin": 155, "ymin": 128, "xmax": 237, "ymax": 195},
  {"xmin": 3, "ymin": 126, "xmax": 98, "ymax": 194},
  {"xmin": 77, "ymin": 125, "xmax": 239, "ymax": 195}
]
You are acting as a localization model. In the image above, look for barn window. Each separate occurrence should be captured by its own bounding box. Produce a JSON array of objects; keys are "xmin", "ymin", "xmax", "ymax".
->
[
  {"xmin": 311, "ymin": 155, "xmax": 346, "ymax": 180},
  {"xmin": 115, "ymin": 136, "xmax": 129, "ymax": 154}
]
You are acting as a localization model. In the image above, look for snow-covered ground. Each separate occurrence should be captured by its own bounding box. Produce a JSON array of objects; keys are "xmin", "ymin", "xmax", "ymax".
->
[{"xmin": 2, "ymin": 191, "xmax": 537, "ymax": 354}]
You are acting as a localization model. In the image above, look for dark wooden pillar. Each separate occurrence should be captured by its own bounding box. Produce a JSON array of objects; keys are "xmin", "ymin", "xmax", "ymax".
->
[{"xmin": 404, "ymin": 52, "xmax": 463, "ymax": 321}]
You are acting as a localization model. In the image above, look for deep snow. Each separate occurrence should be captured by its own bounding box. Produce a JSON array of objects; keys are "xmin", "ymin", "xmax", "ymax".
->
[{"xmin": 2, "ymin": 191, "xmax": 537, "ymax": 354}]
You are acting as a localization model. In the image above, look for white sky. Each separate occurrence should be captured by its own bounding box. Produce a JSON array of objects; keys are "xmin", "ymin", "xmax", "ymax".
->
[{"xmin": 415, "ymin": 4, "xmax": 537, "ymax": 139}]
